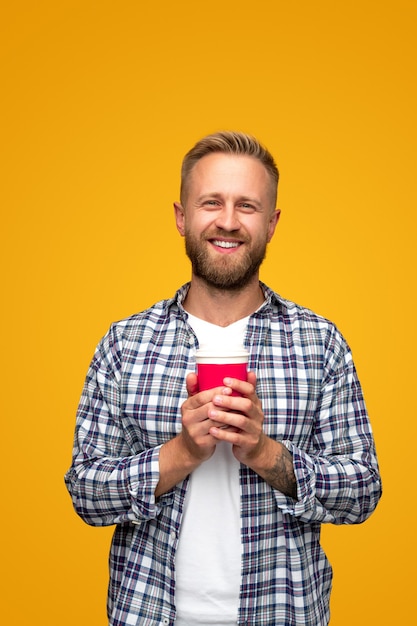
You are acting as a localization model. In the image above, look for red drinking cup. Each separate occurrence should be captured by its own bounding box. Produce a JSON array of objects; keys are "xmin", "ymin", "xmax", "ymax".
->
[{"xmin": 195, "ymin": 349, "xmax": 249, "ymax": 396}]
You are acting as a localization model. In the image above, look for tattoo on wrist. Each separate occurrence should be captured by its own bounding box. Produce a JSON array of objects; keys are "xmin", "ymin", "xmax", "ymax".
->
[{"xmin": 266, "ymin": 445, "xmax": 298, "ymax": 500}]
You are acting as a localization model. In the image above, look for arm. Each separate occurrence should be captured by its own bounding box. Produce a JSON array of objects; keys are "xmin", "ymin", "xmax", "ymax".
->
[
  {"xmin": 65, "ymin": 329, "xmax": 167, "ymax": 527},
  {"xmin": 206, "ymin": 348, "xmax": 381, "ymax": 525},
  {"xmin": 206, "ymin": 371, "xmax": 298, "ymax": 499},
  {"xmin": 156, "ymin": 372, "xmax": 242, "ymax": 496},
  {"xmin": 65, "ymin": 332, "xmax": 234, "ymax": 524},
  {"xmin": 281, "ymin": 347, "xmax": 382, "ymax": 524}
]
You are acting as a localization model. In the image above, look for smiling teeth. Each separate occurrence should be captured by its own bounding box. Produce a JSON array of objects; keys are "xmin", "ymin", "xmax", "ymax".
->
[{"xmin": 213, "ymin": 240, "xmax": 240, "ymax": 248}]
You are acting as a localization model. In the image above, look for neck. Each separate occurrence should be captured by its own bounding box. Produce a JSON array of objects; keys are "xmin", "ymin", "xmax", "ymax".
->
[{"xmin": 183, "ymin": 276, "xmax": 265, "ymax": 327}]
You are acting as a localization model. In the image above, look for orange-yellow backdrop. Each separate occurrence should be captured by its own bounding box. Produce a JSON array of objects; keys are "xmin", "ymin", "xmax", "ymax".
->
[{"xmin": 2, "ymin": 1, "xmax": 415, "ymax": 624}]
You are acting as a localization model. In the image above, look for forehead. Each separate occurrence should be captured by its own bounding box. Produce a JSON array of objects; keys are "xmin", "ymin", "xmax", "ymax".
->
[{"xmin": 187, "ymin": 153, "xmax": 272, "ymax": 199}]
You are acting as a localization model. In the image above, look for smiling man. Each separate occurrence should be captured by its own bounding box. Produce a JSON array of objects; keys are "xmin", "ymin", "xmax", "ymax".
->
[
  {"xmin": 175, "ymin": 150, "xmax": 278, "ymax": 297},
  {"xmin": 65, "ymin": 131, "xmax": 381, "ymax": 626}
]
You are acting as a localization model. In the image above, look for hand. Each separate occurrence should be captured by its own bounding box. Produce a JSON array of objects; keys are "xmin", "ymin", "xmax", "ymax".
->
[
  {"xmin": 156, "ymin": 373, "xmax": 228, "ymax": 497},
  {"xmin": 206, "ymin": 371, "xmax": 297, "ymax": 498},
  {"xmin": 158, "ymin": 371, "xmax": 297, "ymax": 499},
  {"xmin": 179, "ymin": 372, "xmax": 230, "ymax": 463},
  {"xmin": 206, "ymin": 371, "xmax": 268, "ymax": 466}
]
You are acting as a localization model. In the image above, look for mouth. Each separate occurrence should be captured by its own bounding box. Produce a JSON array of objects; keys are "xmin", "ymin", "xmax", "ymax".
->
[{"xmin": 210, "ymin": 239, "xmax": 242, "ymax": 250}]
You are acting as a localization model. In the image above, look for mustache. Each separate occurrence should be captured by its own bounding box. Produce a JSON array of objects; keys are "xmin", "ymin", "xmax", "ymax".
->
[{"xmin": 202, "ymin": 229, "xmax": 250, "ymax": 243}]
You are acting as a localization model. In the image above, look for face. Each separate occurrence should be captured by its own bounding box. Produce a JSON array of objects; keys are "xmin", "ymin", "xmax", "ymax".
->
[{"xmin": 174, "ymin": 153, "xmax": 280, "ymax": 291}]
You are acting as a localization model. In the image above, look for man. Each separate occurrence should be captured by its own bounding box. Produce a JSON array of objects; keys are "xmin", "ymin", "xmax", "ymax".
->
[{"xmin": 65, "ymin": 131, "xmax": 381, "ymax": 626}]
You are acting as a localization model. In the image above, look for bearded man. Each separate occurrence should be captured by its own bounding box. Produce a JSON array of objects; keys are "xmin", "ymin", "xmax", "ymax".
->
[{"xmin": 66, "ymin": 131, "xmax": 381, "ymax": 626}]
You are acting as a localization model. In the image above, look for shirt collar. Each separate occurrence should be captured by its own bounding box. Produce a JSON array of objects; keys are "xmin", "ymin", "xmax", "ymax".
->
[{"xmin": 167, "ymin": 282, "xmax": 289, "ymax": 318}]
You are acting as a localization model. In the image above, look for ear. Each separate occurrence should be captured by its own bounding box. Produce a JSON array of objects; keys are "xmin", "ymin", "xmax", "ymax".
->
[
  {"xmin": 267, "ymin": 209, "xmax": 281, "ymax": 243},
  {"xmin": 174, "ymin": 202, "xmax": 185, "ymax": 236}
]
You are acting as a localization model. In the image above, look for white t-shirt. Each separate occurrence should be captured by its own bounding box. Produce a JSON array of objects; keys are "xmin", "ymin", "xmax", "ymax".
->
[{"xmin": 174, "ymin": 314, "xmax": 249, "ymax": 625}]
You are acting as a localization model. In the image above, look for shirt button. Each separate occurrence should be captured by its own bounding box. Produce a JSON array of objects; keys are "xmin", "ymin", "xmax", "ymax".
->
[
  {"xmin": 162, "ymin": 618, "xmax": 169, "ymax": 625},
  {"xmin": 170, "ymin": 530, "xmax": 176, "ymax": 541}
]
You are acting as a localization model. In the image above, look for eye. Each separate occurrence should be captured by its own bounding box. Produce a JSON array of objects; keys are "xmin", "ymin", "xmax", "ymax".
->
[
  {"xmin": 238, "ymin": 202, "xmax": 256, "ymax": 213},
  {"xmin": 202, "ymin": 199, "xmax": 220, "ymax": 208}
]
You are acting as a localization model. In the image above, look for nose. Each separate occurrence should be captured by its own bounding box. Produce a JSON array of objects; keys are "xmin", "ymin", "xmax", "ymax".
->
[{"xmin": 214, "ymin": 205, "xmax": 241, "ymax": 232}]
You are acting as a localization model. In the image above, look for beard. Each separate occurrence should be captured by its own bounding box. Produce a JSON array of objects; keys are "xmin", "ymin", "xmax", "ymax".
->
[{"xmin": 184, "ymin": 228, "xmax": 268, "ymax": 291}]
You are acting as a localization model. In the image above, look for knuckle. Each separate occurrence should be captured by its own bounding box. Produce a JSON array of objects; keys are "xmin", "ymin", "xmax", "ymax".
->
[{"xmin": 241, "ymin": 398, "xmax": 252, "ymax": 412}]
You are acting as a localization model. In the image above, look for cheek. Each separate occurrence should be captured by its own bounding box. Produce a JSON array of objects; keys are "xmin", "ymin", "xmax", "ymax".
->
[
  {"xmin": 189, "ymin": 216, "xmax": 214, "ymax": 235},
  {"xmin": 247, "ymin": 220, "xmax": 272, "ymax": 242}
]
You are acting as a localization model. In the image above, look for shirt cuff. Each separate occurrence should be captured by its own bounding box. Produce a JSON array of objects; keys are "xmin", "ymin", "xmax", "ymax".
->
[
  {"xmin": 128, "ymin": 445, "xmax": 175, "ymax": 522},
  {"xmin": 272, "ymin": 440, "xmax": 332, "ymax": 522}
]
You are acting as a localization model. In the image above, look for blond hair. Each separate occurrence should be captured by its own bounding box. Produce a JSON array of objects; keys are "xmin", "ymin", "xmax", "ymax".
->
[{"xmin": 180, "ymin": 131, "xmax": 279, "ymax": 208}]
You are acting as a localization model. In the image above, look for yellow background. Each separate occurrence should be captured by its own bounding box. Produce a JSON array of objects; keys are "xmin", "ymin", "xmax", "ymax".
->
[{"xmin": 2, "ymin": 1, "xmax": 415, "ymax": 624}]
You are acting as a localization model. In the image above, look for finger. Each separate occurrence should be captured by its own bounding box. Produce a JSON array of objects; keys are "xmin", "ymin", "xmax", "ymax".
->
[
  {"xmin": 209, "ymin": 424, "xmax": 244, "ymax": 443},
  {"xmin": 208, "ymin": 406, "xmax": 248, "ymax": 431},
  {"xmin": 184, "ymin": 383, "xmax": 227, "ymax": 409},
  {"xmin": 222, "ymin": 375, "xmax": 256, "ymax": 397},
  {"xmin": 212, "ymin": 392, "xmax": 253, "ymax": 417},
  {"xmin": 247, "ymin": 370, "xmax": 257, "ymax": 389},
  {"xmin": 209, "ymin": 410, "xmax": 263, "ymax": 445},
  {"xmin": 186, "ymin": 372, "xmax": 199, "ymax": 397}
]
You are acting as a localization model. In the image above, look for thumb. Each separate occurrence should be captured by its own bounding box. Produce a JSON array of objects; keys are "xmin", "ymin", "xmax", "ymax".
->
[
  {"xmin": 186, "ymin": 372, "xmax": 199, "ymax": 397},
  {"xmin": 247, "ymin": 370, "xmax": 257, "ymax": 387}
]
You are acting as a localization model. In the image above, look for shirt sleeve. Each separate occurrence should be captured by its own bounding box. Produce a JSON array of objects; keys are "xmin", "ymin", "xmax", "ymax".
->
[
  {"xmin": 64, "ymin": 325, "xmax": 174, "ymax": 527},
  {"xmin": 273, "ymin": 328, "xmax": 382, "ymax": 525}
]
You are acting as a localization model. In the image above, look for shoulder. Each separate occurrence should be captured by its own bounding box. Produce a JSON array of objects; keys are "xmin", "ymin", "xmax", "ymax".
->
[
  {"xmin": 262, "ymin": 283, "xmax": 334, "ymax": 327},
  {"xmin": 261, "ymin": 283, "xmax": 349, "ymax": 355},
  {"xmin": 98, "ymin": 283, "xmax": 190, "ymax": 354}
]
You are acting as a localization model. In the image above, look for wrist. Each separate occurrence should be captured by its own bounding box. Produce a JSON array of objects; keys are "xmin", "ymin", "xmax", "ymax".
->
[
  {"xmin": 175, "ymin": 432, "xmax": 206, "ymax": 471},
  {"xmin": 245, "ymin": 434, "xmax": 275, "ymax": 474}
]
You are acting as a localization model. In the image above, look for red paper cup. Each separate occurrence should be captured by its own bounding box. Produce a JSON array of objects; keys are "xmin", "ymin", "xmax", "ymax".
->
[{"xmin": 195, "ymin": 349, "xmax": 249, "ymax": 396}]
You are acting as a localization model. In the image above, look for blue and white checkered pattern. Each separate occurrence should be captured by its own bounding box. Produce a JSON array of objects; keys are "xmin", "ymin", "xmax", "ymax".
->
[{"xmin": 65, "ymin": 283, "xmax": 381, "ymax": 626}]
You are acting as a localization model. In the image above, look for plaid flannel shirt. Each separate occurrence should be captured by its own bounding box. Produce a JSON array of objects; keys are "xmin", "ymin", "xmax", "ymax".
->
[{"xmin": 65, "ymin": 283, "xmax": 381, "ymax": 626}]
